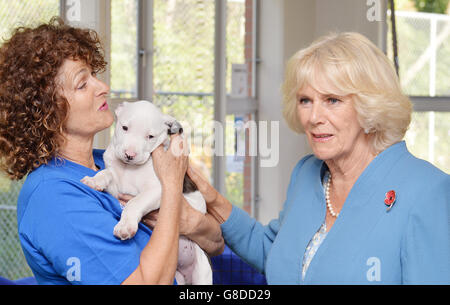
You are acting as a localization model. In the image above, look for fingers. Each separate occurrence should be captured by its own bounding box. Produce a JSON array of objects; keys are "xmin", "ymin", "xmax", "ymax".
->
[
  {"xmin": 187, "ymin": 166, "xmax": 203, "ymax": 184},
  {"xmin": 152, "ymin": 134, "xmax": 189, "ymax": 189},
  {"xmin": 142, "ymin": 218, "xmax": 156, "ymax": 229},
  {"xmin": 186, "ymin": 166, "xmax": 217, "ymax": 204},
  {"xmin": 142, "ymin": 210, "xmax": 159, "ymax": 229},
  {"xmin": 118, "ymin": 193, "xmax": 134, "ymax": 202},
  {"xmin": 168, "ymin": 134, "xmax": 189, "ymax": 157},
  {"xmin": 152, "ymin": 134, "xmax": 188, "ymax": 158}
]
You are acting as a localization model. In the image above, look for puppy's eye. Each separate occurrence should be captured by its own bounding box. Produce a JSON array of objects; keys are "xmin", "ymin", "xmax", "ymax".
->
[
  {"xmin": 148, "ymin": 135, "xmax": 154, "ymax": 139},
  {"xmin": 122, "ymin": 126, "xmax": 128, "ymax": 131}
]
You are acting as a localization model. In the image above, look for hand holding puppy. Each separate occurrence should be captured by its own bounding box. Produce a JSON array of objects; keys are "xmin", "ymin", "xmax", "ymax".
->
[{"xmin": 152, "ymin": 134, "xmax": 189, "ymax": 191}]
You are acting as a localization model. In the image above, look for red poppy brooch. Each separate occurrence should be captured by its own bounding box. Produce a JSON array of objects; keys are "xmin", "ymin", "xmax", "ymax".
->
[{"xmin": 384, "ymin": 190, "xmax": 396, "ymax": 212}]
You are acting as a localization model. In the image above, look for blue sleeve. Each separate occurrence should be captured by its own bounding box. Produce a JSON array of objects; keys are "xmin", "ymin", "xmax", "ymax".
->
[
  {"xmin": 401, "ymin": 175, "xmax": 450, "ymax": 284},
  {"xmin": 23, "ymin": 180, "xmax": 145, "ymax": 285},
  {"xmin": 221, "ymin": 156, "xmax": 310, "ymax": 273}
]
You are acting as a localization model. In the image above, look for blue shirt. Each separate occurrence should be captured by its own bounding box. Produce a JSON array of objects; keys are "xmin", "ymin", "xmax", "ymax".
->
[
  {"xmin": 17, "ymin": 150, "xmax": 153, "ymax": 284},
  {"xmin": 221, "ymin": 141, "xmax": 450, "ymax": 284}
]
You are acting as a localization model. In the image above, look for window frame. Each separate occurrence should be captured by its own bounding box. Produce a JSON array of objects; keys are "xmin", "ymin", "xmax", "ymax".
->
[
  {"xmin": 387, "ymin": 9, "xmax": 450, "ymax": 112},
  {"xmin": 62, "ymin": 0, "xmax": 253, "ymax": 197},
  {"xmin": 387, "ymin": 8, "xmax": 450, "ymax": 174}
]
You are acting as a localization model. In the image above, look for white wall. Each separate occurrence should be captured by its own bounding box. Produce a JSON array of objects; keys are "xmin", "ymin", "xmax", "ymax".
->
[
  {"xmin": 64, "ymin": 0, "xmax": 112, "ymax": 149},
  {"xmin": 256, "ymin": 0, "xmax": 387, "ymax": 224}
]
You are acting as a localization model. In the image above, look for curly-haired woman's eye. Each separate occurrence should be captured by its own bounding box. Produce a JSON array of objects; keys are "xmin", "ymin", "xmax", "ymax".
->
[
  {"xmin": 122, "ymin": 126, "xmax": 128, "ymax": 131},
  {"xmin": 77, "ymin": 83, "xmax": 87, "ymax": 90},
  {"xmin": 148, "ymin": 135, "xmax": 154, "ymax": 139}
]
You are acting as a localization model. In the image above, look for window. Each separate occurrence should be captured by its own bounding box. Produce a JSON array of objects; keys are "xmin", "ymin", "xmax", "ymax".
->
[
  {"xmin": 0, "ymin": 0, "xmax": 59, "ymax": 40},
  {"xmin": 387, "ymin": 1, "xmax": 450, "ymax": 173},
  {"xmin": 109, "ymin": 0, "xmax": 258, "ymax": 213},
  {"xmin": 152, "ymin": 0, "xmax": 216, "ymax": 182},
  {"xmin": 0, "ymin": 0, "xmax": 60, "ymax": 280},
  {"xmin": 405, "ymin": 111, "xmax": 450, "ymax": 172},
  {"xmin": 110, "ymin": 0, "xmax": 139, "ymax": 99},
  {"xmin": 225, "ymin": 0, "xmax": 254, "ymax": 212}
]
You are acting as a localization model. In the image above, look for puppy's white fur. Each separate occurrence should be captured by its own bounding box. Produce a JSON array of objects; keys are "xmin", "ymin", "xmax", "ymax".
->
[{"xmin": 81, "ymin": 100, "xmax": 212, "ymax": 285}]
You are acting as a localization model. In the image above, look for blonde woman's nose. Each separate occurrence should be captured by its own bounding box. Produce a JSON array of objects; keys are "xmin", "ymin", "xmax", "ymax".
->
[{"xmin": 309, "ymin": 101, "xmax": 325, "ymax": 125}]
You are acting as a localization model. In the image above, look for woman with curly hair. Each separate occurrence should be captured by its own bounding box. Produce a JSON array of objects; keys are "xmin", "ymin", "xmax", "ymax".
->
[{"xmin": 0, "ymin": 18, "xmax": 223, "ymax": 285}]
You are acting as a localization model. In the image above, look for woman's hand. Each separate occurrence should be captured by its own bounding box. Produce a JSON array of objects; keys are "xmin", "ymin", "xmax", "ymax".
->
[
  {"xmin": 142, "ymin": 164, "xmax": 228, "ymax": 257},
  {"xmin": 118, "ymin": 193, "xmax": 134, "ymax": 208},
  {"xmin": 152, "ymin": 134, "xmax": 189, "ymax": 191},
  {"xmin": 142, "ymin": 198, "xmax": 225, "ymax": 257},
  {"xmin": 187, "ymin": 165, "xmax": 232, "ymax": 224},
  {"xmin": 186, "ymin": 166, "xmax": 219, "ymax": 204},
  {"xmin": 142, "ymin": 200, "xmax": 199, "ymax": 235}
]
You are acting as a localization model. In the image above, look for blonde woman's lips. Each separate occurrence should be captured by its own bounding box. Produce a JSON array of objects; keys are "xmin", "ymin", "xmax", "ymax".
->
[{"xmin": 311, "ymin": 133, "xmax": 333, "ymax": 142}]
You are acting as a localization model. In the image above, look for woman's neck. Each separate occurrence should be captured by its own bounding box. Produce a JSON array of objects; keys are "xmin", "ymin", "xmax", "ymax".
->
[
  {"xmin": 58, "ymin": 135, "xmax": 97, "ymax": 171},
  {"xmin": 325, "ymin": 144, "xmax": 377, "ymax": 188}
]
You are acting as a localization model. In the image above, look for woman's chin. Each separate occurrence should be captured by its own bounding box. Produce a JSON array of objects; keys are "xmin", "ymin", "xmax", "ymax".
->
[
  {"xmin": 100, "ymin": 111, "xmax": 115, "ymax": 130},
  {"xmin": 311, "ymin": 149, "xmax": 336, "ymax": 161}
]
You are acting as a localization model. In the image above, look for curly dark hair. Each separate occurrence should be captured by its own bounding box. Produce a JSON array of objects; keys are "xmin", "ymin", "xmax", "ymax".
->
[{"xmin": 0, "ymin": 17, "xmax": 107, "ymax": 180}]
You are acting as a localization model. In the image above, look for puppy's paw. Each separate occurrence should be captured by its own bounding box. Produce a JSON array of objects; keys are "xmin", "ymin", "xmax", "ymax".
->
[
  {"xmin": 113, "ymin": 219, "xmax": 138, "ymax": 240},
  {"xmin": 81, "ymin": 176, "xmax": 105, "ymax": 192}
]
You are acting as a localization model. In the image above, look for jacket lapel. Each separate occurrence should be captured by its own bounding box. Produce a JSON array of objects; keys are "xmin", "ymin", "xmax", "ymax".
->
[{"xmin": 303, "ymin": 142, "xmax": 409, "ymax": 284}]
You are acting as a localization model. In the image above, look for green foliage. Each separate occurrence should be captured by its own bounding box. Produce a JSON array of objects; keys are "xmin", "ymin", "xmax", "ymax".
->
[
  {"xmin": 0, "ymin": 177, "xmax": 32, "ymax": 279},
  {"xmin": 0, "ymin": 0, "xmax": 59, "ymax": 44},
  {"xmin": 225, "ymin": 172, "xmax": 244, "ymax": 208},
  {"xmin": 153, "ymin": 0, "xmax": 215, "ymax": 93},
  {"xmin": 110, "ymin": 0, "xmax": 138, "ymax": 98},
  {"xmin": 150, "ymin": 0, "xmax": 248, "ymax": 197},
  {"xmin": 413, "ymin": 0, "xmax": 449, "ymax": 13}
]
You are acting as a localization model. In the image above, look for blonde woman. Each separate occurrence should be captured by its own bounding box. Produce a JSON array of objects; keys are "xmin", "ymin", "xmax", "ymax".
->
[{"xmin": 188, "ymin": 32, "xmax": 450, "ymax": 284}]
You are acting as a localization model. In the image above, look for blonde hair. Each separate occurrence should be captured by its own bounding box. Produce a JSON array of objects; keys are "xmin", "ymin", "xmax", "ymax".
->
[{"xmin": 282, "ymin": 32, "xmax": 412, "ymax": 153}]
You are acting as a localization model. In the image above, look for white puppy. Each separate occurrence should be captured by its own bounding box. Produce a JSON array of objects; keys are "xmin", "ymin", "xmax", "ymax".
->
[{"xmin": 81, "ymin": 100, "xmax": 212, "ymax": 285}]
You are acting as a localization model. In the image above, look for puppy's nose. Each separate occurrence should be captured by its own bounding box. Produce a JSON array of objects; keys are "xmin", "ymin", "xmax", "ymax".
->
[{"xmin": 124, "ymin": 150, "xmax": 136, "ymax": 161}]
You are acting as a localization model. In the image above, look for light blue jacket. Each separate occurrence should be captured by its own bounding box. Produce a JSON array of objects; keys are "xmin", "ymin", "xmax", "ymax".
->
[{"xmin": 221, "ymin": 142, "xmax": 450, "ymax": 284}]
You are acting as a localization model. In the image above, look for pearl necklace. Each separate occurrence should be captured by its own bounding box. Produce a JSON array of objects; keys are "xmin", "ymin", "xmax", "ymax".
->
[{"xmin": 325, "ymin": 172, "xmax": 339, "ymax": 217}]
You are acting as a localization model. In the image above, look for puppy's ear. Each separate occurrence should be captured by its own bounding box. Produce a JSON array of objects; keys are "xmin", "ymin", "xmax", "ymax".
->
[
  {"xmin": 163, "ymin": 114, "xmax": 183, "ymax": 135},
  {"xmin": 163, "ymin": 114, "xmax": 176, "ymax": 126},
  {"xmin": 115, "ymin": 102, "xmax": 129, "ymax": 118},
  {"xmin": 167, "ymin": 121, "xmax": 183, "ymax": 135}
]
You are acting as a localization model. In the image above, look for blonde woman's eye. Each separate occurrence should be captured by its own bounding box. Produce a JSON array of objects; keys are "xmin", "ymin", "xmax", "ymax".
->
[
  {"xmin": 328, "ymin": 98, "xmax": 340, "ymax": 104},
  {"xmin": 77, "ymin": 83, "xmax": 87, "ymax": 90},
  {"xmin": 298, "ymin": 98, "xmax": 311, "ymax": 104}
]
